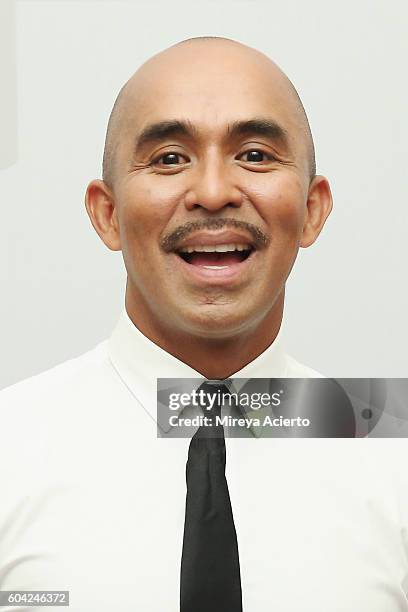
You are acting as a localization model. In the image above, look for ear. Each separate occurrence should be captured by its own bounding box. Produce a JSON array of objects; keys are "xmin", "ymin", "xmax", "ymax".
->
[
  {"xmin": 85, "ymin": 180, "xmax": 122, "ymax": 251},
  {"xmin": 300, "ymin": 175, "xmax": 333, "ymax": 248}
]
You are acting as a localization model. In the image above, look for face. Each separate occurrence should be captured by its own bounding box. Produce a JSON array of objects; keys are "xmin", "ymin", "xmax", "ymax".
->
[{"xmin": 87, "ymin": 43, "xmax": 332, "ymax": 340}]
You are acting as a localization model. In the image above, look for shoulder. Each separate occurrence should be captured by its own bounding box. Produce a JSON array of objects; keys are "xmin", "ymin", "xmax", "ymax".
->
[
  {"xmin": 0, "ymin": 340, "xmax": 120, "ymax": 529},
  {"xmin": 0, "ymin": 340, "xmax": 121, "ymax": 477},
  {"xmin": 0, "ymin": 340, "xmax": 111, "ymax": 411}
]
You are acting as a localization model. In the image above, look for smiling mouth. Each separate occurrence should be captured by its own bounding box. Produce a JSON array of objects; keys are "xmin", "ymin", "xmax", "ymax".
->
[{"xmin": 176, "ymin": 243, "xmax": 255, "ymax": 269}]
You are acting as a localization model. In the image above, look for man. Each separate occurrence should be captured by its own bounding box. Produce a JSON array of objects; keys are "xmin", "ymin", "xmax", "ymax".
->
[{"xmin": 1, "ymin": 37, "xmax": 407, "ymax": 611}]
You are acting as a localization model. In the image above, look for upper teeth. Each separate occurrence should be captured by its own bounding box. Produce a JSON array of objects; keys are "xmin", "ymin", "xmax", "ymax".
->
[{"xmin": 179, "ymin": 243, "xmax": 251, "ymax": 253}]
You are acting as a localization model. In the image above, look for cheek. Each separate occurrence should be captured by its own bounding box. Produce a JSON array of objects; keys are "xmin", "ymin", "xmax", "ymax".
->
[
  {"xmin": 118, "ymin": 179, "xmax": 182, "ymax": 243},
  {"xmin": 245, "ymin": 173, "xmax": 306, "ymax": 237}
]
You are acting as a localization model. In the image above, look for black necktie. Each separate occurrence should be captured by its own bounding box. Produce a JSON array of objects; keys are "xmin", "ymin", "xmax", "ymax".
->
[{"xmin": 180, "ymin": 381, "xmax": 243, "ymax": 612}]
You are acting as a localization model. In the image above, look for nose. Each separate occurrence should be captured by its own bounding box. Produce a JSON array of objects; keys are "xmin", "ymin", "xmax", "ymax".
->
[{"xmin": 184, "ymin": 151, "xmax": 243, "ymax": 212}]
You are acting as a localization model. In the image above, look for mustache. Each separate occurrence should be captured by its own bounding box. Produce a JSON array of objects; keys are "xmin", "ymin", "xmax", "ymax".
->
[{"xmin": 160, "ymin": 218, "xmax": 270, "ymax": 253}]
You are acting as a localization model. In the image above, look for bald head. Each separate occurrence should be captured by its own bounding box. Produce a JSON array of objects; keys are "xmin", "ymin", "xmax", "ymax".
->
[{"xmin": 102, "ymin": 37, "xmax": 316, "ymax": 188}]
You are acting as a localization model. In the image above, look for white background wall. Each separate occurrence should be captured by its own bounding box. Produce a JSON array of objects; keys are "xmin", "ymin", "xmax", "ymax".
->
[{"xmin": 1, "ymin": 0, "xmax": 407, "ymax": 389}]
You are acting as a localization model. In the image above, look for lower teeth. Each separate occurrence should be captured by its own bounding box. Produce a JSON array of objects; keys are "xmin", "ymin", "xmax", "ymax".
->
[{"xmin": 203, "ymin": 265, "xmax": 229, "ymax": 270}]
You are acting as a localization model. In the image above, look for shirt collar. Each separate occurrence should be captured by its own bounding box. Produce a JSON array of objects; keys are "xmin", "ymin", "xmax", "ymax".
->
[{"xmin": 107, "ymin": 307, "xmax": 290, "ymax": 427}]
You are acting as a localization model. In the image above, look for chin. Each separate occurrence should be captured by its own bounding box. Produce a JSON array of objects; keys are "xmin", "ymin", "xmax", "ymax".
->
[{"xmin": 177, "ymin": 302, "xmax": 260, "ymax": 339}]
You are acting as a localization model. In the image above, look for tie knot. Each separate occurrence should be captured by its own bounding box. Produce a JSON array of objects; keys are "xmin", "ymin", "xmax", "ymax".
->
[{"xmin": 197, "ymin": 381, "xmax": 231, "ymax": 420}]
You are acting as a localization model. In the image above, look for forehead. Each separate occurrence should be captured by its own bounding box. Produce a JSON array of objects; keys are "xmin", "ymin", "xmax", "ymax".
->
[{"xmin": 123, "ymin": 44, "xmax": 300, "ymax": 139}]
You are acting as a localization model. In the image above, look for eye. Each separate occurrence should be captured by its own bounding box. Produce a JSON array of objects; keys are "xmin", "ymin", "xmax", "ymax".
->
[
  {"xmin": 238, "ymin": 149, "xmax": 273, "ymax": 163},
  {"xmin": 152, "ymin": 152, "xmax": 189, "ymax": 167}
]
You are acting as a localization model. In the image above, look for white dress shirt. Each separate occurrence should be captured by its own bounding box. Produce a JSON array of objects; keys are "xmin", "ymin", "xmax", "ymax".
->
[{"xmin": 1, "ymin": 309, "xmax": 408, "ymax": 611}]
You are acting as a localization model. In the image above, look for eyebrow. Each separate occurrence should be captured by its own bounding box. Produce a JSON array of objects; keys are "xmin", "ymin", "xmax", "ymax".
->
[
  {"xmin": 227, "ymin": 118, "xmax": 289, "ymax": 146},
  {"xmin": 134, "ymin": 120, "xmax": 198, "ymax": 152},
  {"xmin": 133, "ymin": 117, "xmax": 290, "ymax": 154}
]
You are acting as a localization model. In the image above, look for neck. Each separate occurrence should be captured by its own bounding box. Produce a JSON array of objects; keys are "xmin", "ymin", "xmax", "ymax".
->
[{"xmin": 125, "ymin": 289, "xmax": 285, "ymax": 379}]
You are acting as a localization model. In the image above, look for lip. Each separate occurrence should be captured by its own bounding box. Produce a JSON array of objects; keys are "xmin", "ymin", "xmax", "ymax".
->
[
  {"xmin": 175, "ymin": 230, "xmax": 255, "ymax": 250},
  {"xmin": 171, "ymin": 247, "xmax": 258, "ymax": 285}
]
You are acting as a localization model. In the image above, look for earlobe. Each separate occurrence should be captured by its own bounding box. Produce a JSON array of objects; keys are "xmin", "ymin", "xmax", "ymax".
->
[
  {"xmin": 85, "ymin": 180, "xmax": 122, "ymax": 251},
  {"xmin": 300, "ymin": 175, "xmax": 333, "ymax": 248}
]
